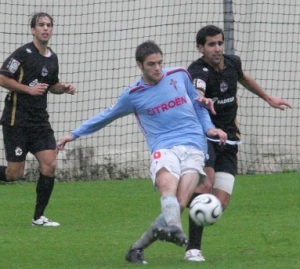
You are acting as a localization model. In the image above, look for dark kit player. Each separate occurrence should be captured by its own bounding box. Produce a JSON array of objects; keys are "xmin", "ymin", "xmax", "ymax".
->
[
  {"xmin": 0, "ymin": 12, "xmax": 76, "ymax": 226},
  {"xmin": 185, "ymin": 25, "xmax": 292, "ymax": 262}
]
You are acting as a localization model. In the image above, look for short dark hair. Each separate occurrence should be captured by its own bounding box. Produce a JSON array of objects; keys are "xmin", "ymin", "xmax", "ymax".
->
[
  {"xmin": 135, "ymin": 40, "xmax": 163, "ymax": 64},
  {"xmin": 196, "ymin": 25, "xmax": 224, "ymax": 45},
  {"xmin": 30, "ymin": 12, "xmax": 54, "ymax": 28}
]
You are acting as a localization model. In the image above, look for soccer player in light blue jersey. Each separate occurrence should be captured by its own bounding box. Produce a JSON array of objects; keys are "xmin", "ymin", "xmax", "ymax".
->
[{"xmin": 57, "ymin": 40, "xmax": 227, "ymax": 264}]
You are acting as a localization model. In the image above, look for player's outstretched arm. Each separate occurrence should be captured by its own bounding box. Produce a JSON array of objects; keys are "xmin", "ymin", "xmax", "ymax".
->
[
  {"xmin": 264, "ymin": 96, "xmax": 293, "ymax": 110},
  {"xmin": 57, "ymin": 134, "xmax": 76, "ymax": 150},
  {"xmin": 239, "ymin": 73, "xmax": 292, "ymax": 110}
]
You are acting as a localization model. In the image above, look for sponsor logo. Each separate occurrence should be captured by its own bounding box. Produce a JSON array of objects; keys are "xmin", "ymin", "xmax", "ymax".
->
[
  {"xmin": 26, "ymin": 48, "xmax": 32, "ymax": 53},
  {"xmin": 29, "ymin": 79, "xmax": 39, "ymax": 87},
  {"xmin": 7, "ymin": 58, "xmax": 20, "ymax": 74},
  {"xmin": 216, "ymin": 96, "xmax": 234, "ymax": 105},
  {"xmin": 147, "ymin": 96, "xmax": 187, "ymax": 116}
]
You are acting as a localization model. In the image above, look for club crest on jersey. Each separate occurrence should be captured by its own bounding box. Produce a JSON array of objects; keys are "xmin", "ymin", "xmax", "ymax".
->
[
  {"xmin": 7, "ymin": 58, "xmax": 20, "ymax": 74},
  {"xmin": 15, "ymin": 147, "xmax": 23, "ymax": 156},
  {"xmin": 220, "ymin": 81, "xmax": 228, "ymax": 92},
  {"xmin": 170, "ymin": 79, "xmax": 177, "ymax": 91},
  {"xmin": 41, "ymin": 67, "xmax": 48, "ymax": 77}
]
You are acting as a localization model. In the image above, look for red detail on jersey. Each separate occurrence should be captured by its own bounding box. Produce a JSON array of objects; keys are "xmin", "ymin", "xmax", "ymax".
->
[
  {"xmin": 166, "ymin": 68, "xmax": 192, "ymax": 81},
  {"xmin": 153, "ymin": 151, "xmax": 161, "ymax": 159},
  {"xmin": 129, "ymin": 85, "xmax": 145, "ymax": 94}
]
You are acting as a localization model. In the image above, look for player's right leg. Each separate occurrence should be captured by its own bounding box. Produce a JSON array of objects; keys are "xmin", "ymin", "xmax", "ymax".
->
[
  {"xmin": 0, "ymin": 125, "xmax": 27, "ymax": 182},
  {"xmin": 185, "ymin": 165, "xmax": 215, "ymax": 262}
]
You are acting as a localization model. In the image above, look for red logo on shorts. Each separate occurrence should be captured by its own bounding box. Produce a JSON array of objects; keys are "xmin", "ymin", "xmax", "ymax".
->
[{"xmin": 153, "ymin": 151, "xmax": 161, "ymax": 159}]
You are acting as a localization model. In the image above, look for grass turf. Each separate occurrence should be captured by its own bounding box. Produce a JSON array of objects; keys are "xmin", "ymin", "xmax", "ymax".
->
[{"xmin": 0, "ymin": 173, "xmax": 299, "ymax": 268}]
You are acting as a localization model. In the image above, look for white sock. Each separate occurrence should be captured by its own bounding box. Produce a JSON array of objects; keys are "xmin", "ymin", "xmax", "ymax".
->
[{"xmin": 161, "ymin": 194, "xmax": 182, "ymax": 229}]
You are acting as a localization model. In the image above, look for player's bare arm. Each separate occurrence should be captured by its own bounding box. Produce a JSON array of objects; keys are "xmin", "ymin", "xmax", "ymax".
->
[
  {"xmin": 206, "ymin": 128, "xmax": 227, "ymax": 144},
  {"xmin": 194, "ymin": 88, "xmax": 217, "ymax": 115},
  {"xmin": 49, "ymin": 82, "xmax": 76, "ymax": 95},
  {"xmin": 239, "ymin": 73, "xmax": 292, "ymax": 110},
  {"xmin": 57, "ymin": 134, "xmax": 76, "ymax": 150},
  {"xmin": 195, "ymin": 96, "xmax": 216, "ymax": 115},
  {"xmin": 0, "ymin": 74, "xmax": 47, "ymax": 95}
]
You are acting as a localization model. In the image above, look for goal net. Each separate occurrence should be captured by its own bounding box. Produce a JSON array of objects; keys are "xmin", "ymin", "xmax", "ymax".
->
[{"xmin": 0, "ymin": 0, "xmax": 299, "ymax": 180}]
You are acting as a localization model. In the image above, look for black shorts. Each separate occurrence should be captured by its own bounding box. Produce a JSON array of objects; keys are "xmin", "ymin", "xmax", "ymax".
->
[
  {"xmin": 2, "ymin": 124, "xmax": 56, "ymax": 162},
  {"xmin": 205, "ymin": 140, "xmax": 238, "ymax": 176}
]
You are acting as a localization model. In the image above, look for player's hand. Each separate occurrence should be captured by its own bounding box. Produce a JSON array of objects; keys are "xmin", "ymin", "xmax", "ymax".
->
[
  {"xmin": 267, "ymin": 96, "xmax": 292, "ymax": 110},
  {"xmin": 63, "ymin": 83, "xmax": 76, "ymax": 95},
  {"xmin": 29, "ymin": 83, "xmax": 49, "ymax": 95},
  {"xmin": 57, "ymin": 134, "xmax": 75, "ymax": 150},
  {"xmin": 196, "ymin": 96, "xmax": 216, "ymax": 115},
  {"xmin": 206, "ymin": 128, "xmax": 227, "ymax": 145}
]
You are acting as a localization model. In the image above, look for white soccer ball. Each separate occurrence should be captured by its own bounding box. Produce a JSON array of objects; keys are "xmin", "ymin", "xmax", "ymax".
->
[{"xmin": 189, "ymin": 194, "xmax": 223, "ymax": 226}]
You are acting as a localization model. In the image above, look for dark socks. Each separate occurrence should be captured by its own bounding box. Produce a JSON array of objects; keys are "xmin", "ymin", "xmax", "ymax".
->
[
  {"xmin": 33, "ymin": 173, "xmax": 55, "ymax": 220},
  {"xmin": 187, "ymin": 215, "xmax": 203, "ymax": 250},
  {"xmin": 186, "ymin": 193, "xmax": 204, "ymax": 251},
  {"xmin": 0, "ymin": 166, "xmax": 7, "ymax": 181}
]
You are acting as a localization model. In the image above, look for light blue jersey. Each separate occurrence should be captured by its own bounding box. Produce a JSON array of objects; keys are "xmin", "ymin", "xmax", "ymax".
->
[{"xmin": 71, "ymin": 67, "xmax": 215, "ymax": 154}]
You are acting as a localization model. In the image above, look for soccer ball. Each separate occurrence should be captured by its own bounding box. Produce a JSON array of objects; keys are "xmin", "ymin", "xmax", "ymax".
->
[{"xmin": 189, "ymin": 194, "xmax": 223, "ymax": 226}]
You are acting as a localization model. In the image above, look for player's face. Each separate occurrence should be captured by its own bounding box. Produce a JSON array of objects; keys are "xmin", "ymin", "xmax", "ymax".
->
[
  {"xmin": 197, "ymin": 33, "xmax": 224, "ymax": 67},
  {"xmin": 31, "ymin": 16, "xmax": 53, "ymax": 45},
  {"xmin": 137, "ymin": 53, "xmax": 163, "ymax": 85}
]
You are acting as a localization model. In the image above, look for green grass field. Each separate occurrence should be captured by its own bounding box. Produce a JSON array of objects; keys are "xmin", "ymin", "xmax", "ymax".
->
[{"xmin": 0, "ymin": 173, "xmax": 299, "ymax": 269}]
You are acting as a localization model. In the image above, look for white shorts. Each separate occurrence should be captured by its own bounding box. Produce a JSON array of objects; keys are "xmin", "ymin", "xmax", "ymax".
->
[{"xmin": 150, "ymin": 145, "xmax": 206, "ymax": 184}]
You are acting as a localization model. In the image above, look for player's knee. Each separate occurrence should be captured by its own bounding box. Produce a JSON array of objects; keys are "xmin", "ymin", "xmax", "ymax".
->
[
  {"xmin": 40, "ymin": 159, "xmax": 57, "ymax": 177},
  {"xmin": 6, "ymin": 170, "xmax": 24, "ymax": 181},
  {"xmin": 193, "ymin": 178, "xmax": 213, "ymax": 196}
]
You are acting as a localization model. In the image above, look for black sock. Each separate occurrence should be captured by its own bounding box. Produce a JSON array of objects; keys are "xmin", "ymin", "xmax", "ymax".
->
[
  {"xmin": 0, "ymin": 166, "xmax": 8, "ymax": 181},
  {"xmin": 187, "ymin": 215, "xmax": 204, "ymax": 250},
  {"xmin": 33, "ymin": 173, "xmax": 55, "ymax": 220},
  {"xmin": 186, "ymin": 192, "xmax": 204, "ymax": 251}
]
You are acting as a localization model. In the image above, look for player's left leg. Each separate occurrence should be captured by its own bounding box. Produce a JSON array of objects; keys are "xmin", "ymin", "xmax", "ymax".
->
[
  {"xmin": 126, "ymin": 168, "xmax": 182, "ymax": 264},
  {"xmin": 31, "ymin": 126, "xmax": 59, "ymax": 227},
  {"xmin": 32, "ymin": 149, "xmax": 59, "ymax": 226}
]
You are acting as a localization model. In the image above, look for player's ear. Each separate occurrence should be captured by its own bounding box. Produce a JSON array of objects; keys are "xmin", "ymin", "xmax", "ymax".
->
[
  {"xmin": 197, "ymin": 44, "xmax": 204, "ymax": 54},
  {"xmin": 136, "ymin": 61, "xmax": 143, "ymax": 70}
]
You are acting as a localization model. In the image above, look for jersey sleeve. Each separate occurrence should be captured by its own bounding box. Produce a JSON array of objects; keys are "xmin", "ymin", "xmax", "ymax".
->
[
  {"xmin": 0, "ymin": 48, "xmax": 24, "ymax": 79},
  {"xmin": 50, "ymin": 52, "xmax": 59, "ymax": 86},
  {"xmin": 229, "ymin": 55, "xmax": 244, "ymax": 79},
  {"xmin": 71, "ymin": 89, "xmax": 134, "ymax": 138},
  {"xmin": 187, "ymin": 61, "xmax": 208, "ymax": 93},
  {"xmin": 184, "ymin": 70, "xmax": 215, "ymax": 133}
]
